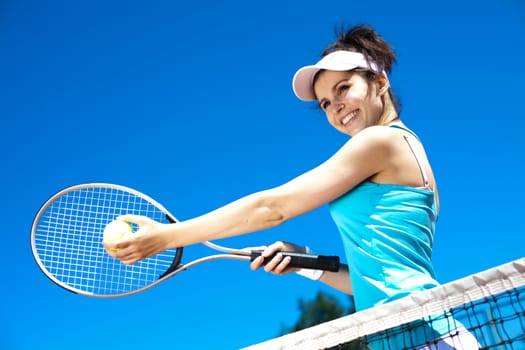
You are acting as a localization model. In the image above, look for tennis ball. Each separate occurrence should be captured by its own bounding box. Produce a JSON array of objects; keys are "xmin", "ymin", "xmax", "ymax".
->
[{"xmin": 103, "ymin": 220, "xmax": 133, "ymax": 251}]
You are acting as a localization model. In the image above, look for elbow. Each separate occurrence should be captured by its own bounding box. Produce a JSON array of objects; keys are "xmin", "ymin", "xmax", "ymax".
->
[
  {"xmin": 262, "ymin": 205, "xmax": 288, "ymax": 227},
  {"xmin": 252, "ymin": 190, "xmax": 290, "ymax": 229}
]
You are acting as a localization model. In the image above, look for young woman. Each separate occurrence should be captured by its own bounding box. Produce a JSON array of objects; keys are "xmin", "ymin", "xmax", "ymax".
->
[{"xmin": 105, "ymin": 24, "xmax": 479, "ymax": 349}]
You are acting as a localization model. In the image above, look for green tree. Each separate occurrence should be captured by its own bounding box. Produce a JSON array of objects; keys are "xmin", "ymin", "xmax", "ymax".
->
[
  {"xmin": 281, "ymin": 291, "xmax": 366, "ymax": 350},
  {"xmin": 281, "ymin": 291, "xmax": 348, "ymax": 333}
]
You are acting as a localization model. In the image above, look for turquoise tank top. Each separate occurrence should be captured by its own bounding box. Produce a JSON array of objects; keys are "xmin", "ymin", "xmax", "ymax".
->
[
  {"xmin": 328, "ymin": 126, "xmax": 476, "ymax": 348},
  {"xmin": 328, "ymin": 126, "xmax": 440, "ymax": 311}
]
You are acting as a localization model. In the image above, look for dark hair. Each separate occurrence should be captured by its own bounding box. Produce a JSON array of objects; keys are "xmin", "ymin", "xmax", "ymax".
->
[{"xmin": 321, "ymin": 24, "xmax": 402, "ymax": 114}]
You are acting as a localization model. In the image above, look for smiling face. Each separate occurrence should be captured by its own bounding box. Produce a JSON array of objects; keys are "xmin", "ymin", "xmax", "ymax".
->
[{"xmin": 314, "ymin": 70, "xmax": 392, "ymax": 136}]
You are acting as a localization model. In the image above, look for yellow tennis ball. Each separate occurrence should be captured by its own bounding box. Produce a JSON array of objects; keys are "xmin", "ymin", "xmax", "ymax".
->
[{"xmin": 103, "ymin": 220, "xmax": 133, "ymax": 251}]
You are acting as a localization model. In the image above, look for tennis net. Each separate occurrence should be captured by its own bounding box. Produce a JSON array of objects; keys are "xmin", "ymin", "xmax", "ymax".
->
[{"xmin": 243, "ymin": 257, "xmax": 525, "ymax": 350}]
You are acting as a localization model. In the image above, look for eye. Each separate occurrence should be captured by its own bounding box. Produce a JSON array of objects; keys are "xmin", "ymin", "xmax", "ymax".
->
[
  {"xmin": 336, "ymin": 84, "xmax": 349, "ymax": 97},
  {"xmin": 319, "ymin": 100, "xmax": 331, "ymax": 111}
]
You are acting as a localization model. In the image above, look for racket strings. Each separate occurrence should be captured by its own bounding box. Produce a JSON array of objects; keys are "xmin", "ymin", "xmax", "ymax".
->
[{"xmin": 33, "ymin": 186, "xmax": 177, "ymax": 296}]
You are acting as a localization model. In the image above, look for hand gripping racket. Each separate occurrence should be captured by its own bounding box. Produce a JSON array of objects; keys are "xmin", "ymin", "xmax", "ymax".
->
[{"xmin": 30, "ymin": 183, "xmax": 340, "ymax": 298}]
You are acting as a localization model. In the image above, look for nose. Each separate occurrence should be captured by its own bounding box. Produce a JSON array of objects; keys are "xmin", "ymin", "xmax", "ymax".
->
[
  {"xmin": 326, "ymin": 101, "xmax": 344, "ymax": 125},
  {"xmin": 330, "ymin": 101, "xmax": 344, "ymax": 115}
]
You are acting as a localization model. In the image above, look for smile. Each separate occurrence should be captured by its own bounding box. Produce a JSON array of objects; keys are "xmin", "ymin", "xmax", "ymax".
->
[{"xmin": 341, "ymin": 111, "xmax": 358, "ymax": 126}]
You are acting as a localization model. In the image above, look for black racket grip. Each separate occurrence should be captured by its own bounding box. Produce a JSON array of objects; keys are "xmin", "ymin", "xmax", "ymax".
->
[{"xmin": 250, "ymin": 250, "xmax": 340, "ymax": 272}]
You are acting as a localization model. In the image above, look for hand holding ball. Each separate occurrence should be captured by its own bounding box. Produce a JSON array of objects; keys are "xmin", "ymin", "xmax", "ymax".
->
[{"xmin": 103, "ymin": 220, "xmax": 133, "ymax": 251}]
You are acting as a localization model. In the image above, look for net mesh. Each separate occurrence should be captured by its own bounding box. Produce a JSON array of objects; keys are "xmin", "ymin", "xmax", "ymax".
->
[{"xmin": 243, "ymin": 257, "xmax": 525, "ymax": 350}]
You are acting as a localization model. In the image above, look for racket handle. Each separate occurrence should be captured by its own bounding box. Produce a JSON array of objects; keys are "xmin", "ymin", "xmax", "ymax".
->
[{"xmin": 249, "ymin": 250, "xmax": 340, "ymax": 272}]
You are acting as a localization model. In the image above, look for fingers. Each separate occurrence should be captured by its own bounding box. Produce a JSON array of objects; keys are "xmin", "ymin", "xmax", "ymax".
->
[
  {"xmin": 258, "ymin": 241, "xmax": 288, "ymax": 259},
  {"xmin": 249, "ymin": 255, "xmax": 265, "ymax": 271},
  {"xmin": 250, "ymin": 253, "xmax": 292, "ymax": 273},
  {"xmin": 264, "ymin": 254, "xmax": 293, "ymax": 274},
  {"xmin": 103, "ymin": 237, "xmax": 148, "ymax": 265},
  {"xmin": 103, "ymin": 238, "xmax": 130, "ymax": 256},
  {"xmin": 114, "ymin": 249, "xmax": 143, "ymax": 265},
  {"xmin": 249, "ymin": 241, "xmax": 301, "ymax": 275}
]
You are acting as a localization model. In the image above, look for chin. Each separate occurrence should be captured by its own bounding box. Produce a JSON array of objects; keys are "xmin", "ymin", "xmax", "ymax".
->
[
  {"xmin": 342, "ymin": 125, "xmax": 362, "ymax": 137},
  {"xmin": 340, "ymin": 129, "xmax": 356, "ymax": 137}
]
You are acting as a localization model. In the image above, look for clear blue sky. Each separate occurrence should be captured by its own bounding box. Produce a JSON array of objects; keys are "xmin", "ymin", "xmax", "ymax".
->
[{"xmin": 2, "ymin": 0, "xmax": 524, "ymax": 349}]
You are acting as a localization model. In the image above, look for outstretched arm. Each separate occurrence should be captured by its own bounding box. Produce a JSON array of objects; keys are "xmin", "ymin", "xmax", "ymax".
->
[
  {"xmin": 104, "ymin": 186, "xmax": 323, "ymax": 265},
  {"xmin": 104, "ymin": 128, "xmax": 392, "ymax": 265}
]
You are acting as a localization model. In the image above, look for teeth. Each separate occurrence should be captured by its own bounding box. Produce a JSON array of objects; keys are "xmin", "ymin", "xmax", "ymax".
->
[{"xmin": 342, "ymin": 111, "xmax": 357, "ymax": 125}]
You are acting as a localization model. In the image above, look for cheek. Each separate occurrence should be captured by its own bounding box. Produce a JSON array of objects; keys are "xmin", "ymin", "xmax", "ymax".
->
[
  {"xmin": 360, "ymin": 86, "xmax": 382, "ymax": 112},
  {"xmin": 348, "ymin": 84, "xmax": 370, "ymax": 103},
  {"xmin": 344, "ymin": 91, "xmax": 357, "ymax": 102},
  {"xmin": 347, "ymin": 91, "xmax": 370, "ymax": 109}
]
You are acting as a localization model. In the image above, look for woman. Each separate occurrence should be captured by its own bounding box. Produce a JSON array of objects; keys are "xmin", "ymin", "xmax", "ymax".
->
[{"xmin": 105, "ymin": 24, "xmax": 478, "ymax": 349}]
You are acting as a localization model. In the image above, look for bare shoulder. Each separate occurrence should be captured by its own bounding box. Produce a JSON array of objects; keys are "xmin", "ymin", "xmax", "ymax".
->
[
  {"xmin": 343, "ymin": 125, "xmax": 399, "ymax": 152},
  {"xmin": 355, "ymin": 125, "xmax": 400, "ymax": 139},
  {"xmin": 328, "ymin": 125, "xmax": 400, "ymax": 177}
]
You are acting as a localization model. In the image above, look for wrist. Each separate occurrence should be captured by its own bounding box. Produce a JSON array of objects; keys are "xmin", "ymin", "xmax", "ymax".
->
[
  {"xmin": 296, "ymin": 268, "xmax": 324, "ymax": 280},
  {"xmin": 162, "ymin": 222, "xmax": 181, "ymax": 249},
  {"xmin": 295, "ymin": 246, "xmax": 324, "ymax": 281}
]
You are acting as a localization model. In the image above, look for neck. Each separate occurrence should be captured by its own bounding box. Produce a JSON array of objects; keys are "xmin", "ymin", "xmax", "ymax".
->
[{"xmin": 378, "ymin": 96, "xmax": 400, "ymax": 126}]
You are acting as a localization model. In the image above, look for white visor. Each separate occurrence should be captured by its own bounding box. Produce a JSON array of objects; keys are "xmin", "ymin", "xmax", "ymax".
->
[{"xmin": 292, "ymin": 51, "xmax": 383, "ymax": 101}]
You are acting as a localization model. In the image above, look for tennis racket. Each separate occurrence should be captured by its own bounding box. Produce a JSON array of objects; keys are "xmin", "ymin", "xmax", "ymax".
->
[{"xmin": 31, "ymin": 183, "xmax": 340, "ymax": 298}]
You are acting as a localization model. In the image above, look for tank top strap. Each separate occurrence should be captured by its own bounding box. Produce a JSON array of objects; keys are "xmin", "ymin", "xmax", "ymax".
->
[
  {"xmin": 389, "ymin": 124, "xmax": 420, "ymax": 139},
  {"xmin": 389, "ymin": 125, "xmax": 430, "ymax": 189}
]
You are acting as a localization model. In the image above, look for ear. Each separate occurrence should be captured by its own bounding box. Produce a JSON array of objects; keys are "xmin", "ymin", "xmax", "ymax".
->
[{"xmin": 375, "ymin": 72, "xmax": 390, "ymax": 96}]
